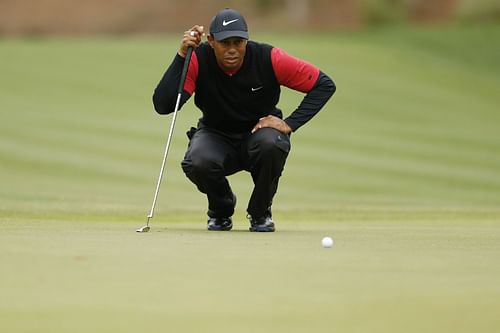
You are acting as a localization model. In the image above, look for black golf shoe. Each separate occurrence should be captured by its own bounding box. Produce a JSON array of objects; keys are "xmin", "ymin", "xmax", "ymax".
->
[
  {"xmin": 207, "ymin": 217, "xmax": 233, "ymax": 231},
  {"xmin": 248, "ymin": 214, "xmax": 275, "ymax": 232}
]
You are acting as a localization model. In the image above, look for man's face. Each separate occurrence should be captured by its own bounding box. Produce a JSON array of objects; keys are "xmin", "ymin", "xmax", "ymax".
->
[{"xmin": 208, "ymin": 36, "xmax": 247, "ymax": 72}]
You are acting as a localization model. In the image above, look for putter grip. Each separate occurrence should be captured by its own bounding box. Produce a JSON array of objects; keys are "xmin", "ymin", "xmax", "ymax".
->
[{"xmin": 177, "ymin": 47, "xmax": 193, "ymax": 94}]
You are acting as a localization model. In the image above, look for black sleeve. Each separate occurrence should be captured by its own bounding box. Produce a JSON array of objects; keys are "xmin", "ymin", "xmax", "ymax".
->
[
  {"xmin": 152, "ymin": 53, "xmax": 191, "ymax": 115},
  {"xmin": 284, "ymin": 71, "xmax": 336, "ymax": 132}
]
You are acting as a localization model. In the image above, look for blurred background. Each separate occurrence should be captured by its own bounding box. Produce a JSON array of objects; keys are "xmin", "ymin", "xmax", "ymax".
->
[
  {"xmin": 1, "ymin": 0, "xmax": 500, "ymax": 35},
  {"xmin": 1, "ymin": 0, "xmax": 499, "ymax": 218}
]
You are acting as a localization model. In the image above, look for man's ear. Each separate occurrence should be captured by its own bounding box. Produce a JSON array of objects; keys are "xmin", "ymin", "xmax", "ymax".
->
[{"xmin": 207, "ymin": 34, "xmax": 215, "ymax": 48}]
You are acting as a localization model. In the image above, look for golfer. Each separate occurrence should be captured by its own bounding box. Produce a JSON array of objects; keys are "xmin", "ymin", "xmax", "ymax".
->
[{"xmin": 153, "ymin": 8, "xmax": 335, "ymax": 232}]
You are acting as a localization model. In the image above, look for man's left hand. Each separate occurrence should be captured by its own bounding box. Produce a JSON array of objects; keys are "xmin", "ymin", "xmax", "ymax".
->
[{"xmin": 251, "ymin": 115, "xmax": 292, "ymax": 135}]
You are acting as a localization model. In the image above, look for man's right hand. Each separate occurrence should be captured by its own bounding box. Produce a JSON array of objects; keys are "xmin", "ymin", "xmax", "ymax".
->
[{"xmin": 178, "ymin": 25, "xmax": 205, "ymax": 58}]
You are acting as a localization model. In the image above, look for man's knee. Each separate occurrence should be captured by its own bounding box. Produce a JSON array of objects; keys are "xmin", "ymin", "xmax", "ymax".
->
[
  {"xmin": 249, "ymin": 128, "xmax": 291, "ymax": 157},
  {"xmin": 182, "ymin": 151, "xmax": 223, "ymax": 177}
]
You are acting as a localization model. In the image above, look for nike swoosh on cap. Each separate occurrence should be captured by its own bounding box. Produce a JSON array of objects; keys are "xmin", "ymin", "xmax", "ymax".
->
[
  {"xmin": 222, "ymin": 19, "xmax": 239, "ymax": 26},
  {"xmin": 251, "ymin": 86, "xmax": 263, "ymax": 92}
]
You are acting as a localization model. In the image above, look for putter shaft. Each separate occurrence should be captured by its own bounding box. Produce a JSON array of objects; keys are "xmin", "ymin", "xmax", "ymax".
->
[{"xmin": 137, "ymin": 47, "xmax": 193, "ymax": 233}]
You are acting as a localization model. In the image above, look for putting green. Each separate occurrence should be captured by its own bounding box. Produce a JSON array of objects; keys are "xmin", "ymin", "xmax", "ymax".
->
[{"xmin": 1, "ymin": 210, "xmax": 499, "ymax": 333}]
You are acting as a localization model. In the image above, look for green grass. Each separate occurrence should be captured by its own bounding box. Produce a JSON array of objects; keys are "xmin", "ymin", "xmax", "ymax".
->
[{"xmin": 1, "ymin": 24, "xmax": 500, "ymax": 332}]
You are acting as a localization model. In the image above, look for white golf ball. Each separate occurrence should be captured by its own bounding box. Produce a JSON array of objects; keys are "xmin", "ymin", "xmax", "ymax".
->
[{"xmin": 322, "ymin": 236, "xmax": 333, "ymax": 248}]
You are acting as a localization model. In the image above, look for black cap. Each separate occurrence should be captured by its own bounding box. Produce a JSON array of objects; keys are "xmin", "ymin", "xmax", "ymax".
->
[{"xmin": 209, "ymin": 8, "xmax": 249, "ymax": 41}]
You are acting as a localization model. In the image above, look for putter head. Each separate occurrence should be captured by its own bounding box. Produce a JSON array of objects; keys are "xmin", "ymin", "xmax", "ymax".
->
[
  {"xmin": 136, "ymin": 216, "xmax": 152, "ymax": 233},
  {"xmin": 136, "ymin": 226, "xmax": 150, "ymax": 233}
]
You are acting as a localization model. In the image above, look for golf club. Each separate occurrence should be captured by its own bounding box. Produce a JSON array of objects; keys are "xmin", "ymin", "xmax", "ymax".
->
[{"xmin": 137, "ymin": 45, "xmax": 193, "ymax": 233}]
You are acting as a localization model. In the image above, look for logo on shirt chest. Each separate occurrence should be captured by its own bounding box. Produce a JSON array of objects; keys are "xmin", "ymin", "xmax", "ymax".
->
[{"xmin": 251, "ymin": 86, "xmax": 263, "ymax": 92}]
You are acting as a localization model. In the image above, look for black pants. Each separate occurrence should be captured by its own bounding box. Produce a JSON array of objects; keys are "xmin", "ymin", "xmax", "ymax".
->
[{"xmin": 181, "ymin": 127, "xmax": 291, "ymax": 218}]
